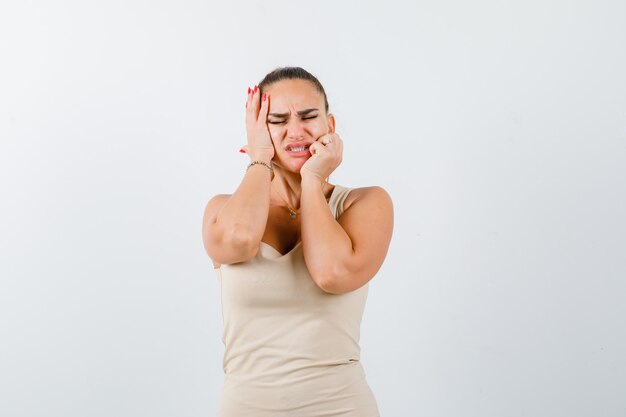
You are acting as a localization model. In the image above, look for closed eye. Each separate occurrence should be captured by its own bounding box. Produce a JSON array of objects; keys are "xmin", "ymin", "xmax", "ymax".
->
[{"xmin": 268, "ymin": 115, "xmax": 318, "ymax": 124}]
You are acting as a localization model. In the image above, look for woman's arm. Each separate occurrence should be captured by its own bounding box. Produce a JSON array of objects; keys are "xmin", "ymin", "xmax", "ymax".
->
[
  {"xmin": 202, "ymin": 86, "xmax": 274, "ymax": 266},
  {"xmin": 301, "ymin": 180, "xmax": 394, "ymax": 294},
  {"xmin": 299, "ymin": 133, "xmax": 393, "ymax": 293},
  {"xmin": 202, "ymin": 165, "xmax": 272, "ymax": 266}
]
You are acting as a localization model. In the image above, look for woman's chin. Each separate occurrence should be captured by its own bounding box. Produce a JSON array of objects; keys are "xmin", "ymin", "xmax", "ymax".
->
[{"xmin": 273, "ymin": 155, "xmax": 310, "ymax": 175}]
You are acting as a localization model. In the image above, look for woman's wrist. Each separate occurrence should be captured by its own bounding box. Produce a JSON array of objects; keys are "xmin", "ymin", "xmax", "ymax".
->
[
  {"xmin": 301, "ymin": 172, "xmax": 326, "ymax": 190},
  {"xmin": 246, "ymin": 146, "xmax": 274, "ymax": 164},
  {"xmin": 246, "ymin": 160, "xmax": 274, "ymax": 179},
  {"xmin": 248, "ymin": 157, "xmax": 273, "ymax": 165},
  {"xmin": 248, "ymin": 154, "xmax": 273, "ymax": 165}
]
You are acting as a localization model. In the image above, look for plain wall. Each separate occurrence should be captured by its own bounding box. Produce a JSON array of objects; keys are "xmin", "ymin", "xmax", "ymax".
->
[{"xmin": 1, "ymin": 0, "xmax": 625, "ymax": 416}]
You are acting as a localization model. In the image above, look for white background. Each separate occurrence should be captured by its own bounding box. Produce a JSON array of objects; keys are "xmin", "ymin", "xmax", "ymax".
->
[{"xmin": 1, "ymin": 1, "xmax": 625, "ymax": 416}]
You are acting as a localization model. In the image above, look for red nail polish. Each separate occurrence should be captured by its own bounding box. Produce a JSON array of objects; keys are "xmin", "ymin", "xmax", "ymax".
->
[
  {"xmin": 239, "ymin": 148, "xmax": 246, "ymax": 153},
  {"xmin": 248, "ymin": 87, "xmax": 251, "ymax": 94},
  {"xmin": 262, "ymin": 93, "xmax": 266, "ymax": 102},
  {"xmin": 254, "ymin": 85, "xmax": 258, "ymax": 93}
]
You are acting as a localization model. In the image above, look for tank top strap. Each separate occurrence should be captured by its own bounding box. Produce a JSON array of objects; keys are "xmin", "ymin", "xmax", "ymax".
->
[{"xmin": 328, "ymin": 184, "xmax": 353, "ymax": 220}]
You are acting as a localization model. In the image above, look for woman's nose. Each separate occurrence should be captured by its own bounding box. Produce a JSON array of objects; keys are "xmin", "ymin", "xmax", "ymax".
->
[{"xmin": 286, "ymin": 119, "xmax": 306, "ymax": 139}]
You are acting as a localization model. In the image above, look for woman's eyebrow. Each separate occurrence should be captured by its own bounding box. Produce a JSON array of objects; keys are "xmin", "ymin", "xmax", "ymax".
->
[{"xmin": 268, "ymin": 108, "xmax": 319, "ymax": 118}]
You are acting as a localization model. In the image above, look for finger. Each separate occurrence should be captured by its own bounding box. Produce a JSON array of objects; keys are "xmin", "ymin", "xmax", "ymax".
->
[
  {"xmin": 331, "ymin": 134, "xmax": 342, "ymax": 150},
  {"xmin": 258, "ymin": 92, "xmax": 269, "ymax": 123},
  {"xmin": 316, "ymin": 133, "xmax": 329, "ymax": 145},
  {"xmin": 246, "ymin": 85, "xmax": 258, "ymax": 119},
  {"xmin": 332, "ymin": 135, "xmax": 343, "ymax": 162},
  {"xmin": 328, "ymin": 134, "xmax": 342, "ymax": 153},
  {"xmin": 319, "ymin": 132, "xmax": 339, "ymax": 145},
  {"xmin": 309, "ymin": 141, "xmax": 329, "ymax": 156},
  {"xmin": 245, "ymin": 86, "xmax": 255, "ymax": 123},
  {"xmin": 250, "ymin": 84, "xmax": 260, "ymax": 116}
]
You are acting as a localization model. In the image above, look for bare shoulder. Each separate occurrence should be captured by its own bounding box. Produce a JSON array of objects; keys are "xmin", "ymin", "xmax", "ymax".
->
[
  {"xmin": 202, "ymin": 194, "xmax": 233, "ymax": 269},
  {"xmin": 342, "ymin": 185, "xmax": 393, "ymax": 214},
  {"xmin": 203, "ymin": 194, "xmax": 232, "ymax": 219},
  {"xmin": 337, "ymin": 185, "xmax": 394, "ymax": 238},
  {"xmin": 331, "ymin": 185, "xmax": 393, "ymax": 293},
  {"xmin": 202, "ymin": 194, "xmax": 232, "ymax": 235}
]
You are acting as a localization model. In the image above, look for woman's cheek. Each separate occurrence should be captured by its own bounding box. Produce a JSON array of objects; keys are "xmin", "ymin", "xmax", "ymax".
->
[
  {"xmin": 268, "ymin": 126, "xmax": 278, "ymax": 142},
  {"xmin": 314, "ymin": 123, "xmax": 328, "ymax": 136}
]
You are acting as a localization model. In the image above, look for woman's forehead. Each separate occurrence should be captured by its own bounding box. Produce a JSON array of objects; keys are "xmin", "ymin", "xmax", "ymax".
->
[
  {"xmin": 266, "ymin": 80, "xmax": 324, "ymax": 110},
  {"xmin": 265, "ymin": 79, "xmax": 320, "ymax": 99}
]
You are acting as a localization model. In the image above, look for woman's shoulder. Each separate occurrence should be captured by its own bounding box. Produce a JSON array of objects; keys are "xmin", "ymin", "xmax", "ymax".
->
[
  {"xmin": 208, "ymin": 193, "xmax": 232, "ymax": 201},
  {"xmin": 203, "ymin": 193, "xmax": 232, "ymax": 218},
  {"xmin": 339, "ymin": 184, "xmax": 393, "ymax": 214}
]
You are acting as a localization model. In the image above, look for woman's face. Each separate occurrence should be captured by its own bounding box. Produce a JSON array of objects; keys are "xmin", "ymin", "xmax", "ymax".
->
[{"xmin": 264, "ymin": 79, "xmax": 335, "ymax": 173}]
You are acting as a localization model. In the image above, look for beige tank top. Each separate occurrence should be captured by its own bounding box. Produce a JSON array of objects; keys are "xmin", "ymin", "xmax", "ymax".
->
[{"xmin": 214, "ymin": 184, "xmax": 379, "ymax": 416}]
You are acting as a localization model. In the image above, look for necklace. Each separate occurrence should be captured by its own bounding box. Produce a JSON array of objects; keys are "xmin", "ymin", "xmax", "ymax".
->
[{"xmin": 272, "ymin": 182, "xmax": 299, "ymax": 220}]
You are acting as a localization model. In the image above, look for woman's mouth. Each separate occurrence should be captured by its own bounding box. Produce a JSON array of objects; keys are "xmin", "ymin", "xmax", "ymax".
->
[{"xmin": 285, "ymin": 143, "xmax": 311, "ymax": 156}]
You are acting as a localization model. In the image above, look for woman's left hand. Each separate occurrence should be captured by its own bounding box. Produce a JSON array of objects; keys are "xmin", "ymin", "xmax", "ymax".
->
[{"xmin": 300, "ymin": 133, "xmax": 343, "ymax": 182}]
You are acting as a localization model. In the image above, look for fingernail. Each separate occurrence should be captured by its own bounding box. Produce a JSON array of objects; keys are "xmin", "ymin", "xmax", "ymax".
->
[
  {"xmin": 248, "ymin": 87, "xmax": 251, "ymax": 94},
  {"xmin": 239, "ymin": 148, "xmax": 246, "ymax": 153},
  {"xmin": 262, "ymin": 93, "xmax": 266, "ymax": 102},
  {"xmin": 254, "ymin": 85, "xmax": 258, "ymax": 93}
]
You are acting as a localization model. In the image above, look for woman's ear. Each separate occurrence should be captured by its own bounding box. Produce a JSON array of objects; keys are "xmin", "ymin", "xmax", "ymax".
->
[{"xmin": 327, "ymin": 113, "xmax": 336, "ymax": 133}]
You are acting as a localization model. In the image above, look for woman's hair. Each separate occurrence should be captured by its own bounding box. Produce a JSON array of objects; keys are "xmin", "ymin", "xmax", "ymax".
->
[{"xmin": 258, "ymin": 66, "xmax": 329, "ymax": 113}]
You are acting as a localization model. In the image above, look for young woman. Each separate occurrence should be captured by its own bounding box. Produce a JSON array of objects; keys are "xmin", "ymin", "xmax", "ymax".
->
[{"xmin": 202, "ymin": 67, "xmax": 393, "ymax": 416}]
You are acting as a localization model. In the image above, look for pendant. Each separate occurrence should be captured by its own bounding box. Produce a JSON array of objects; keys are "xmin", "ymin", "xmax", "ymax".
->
[{"xmin": 288, "ymin": 208, "xmax": 297, "ymax": 219}]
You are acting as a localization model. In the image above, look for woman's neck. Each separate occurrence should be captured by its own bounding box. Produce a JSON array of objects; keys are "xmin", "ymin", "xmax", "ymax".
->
[{"xmin": 271, "ymin": 169, "xmax": 304, "ymax": 209}]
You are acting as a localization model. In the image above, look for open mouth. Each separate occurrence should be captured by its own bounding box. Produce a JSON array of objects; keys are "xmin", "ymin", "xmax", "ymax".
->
[{"xmin": 286, "ymin": 144, "xmax": 310, "ymax": 152}]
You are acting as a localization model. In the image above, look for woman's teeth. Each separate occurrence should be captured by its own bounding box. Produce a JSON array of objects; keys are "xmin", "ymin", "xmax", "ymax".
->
[{"xmin": 289, "ymin": 146, "xmax": 308, "ymax": 152}]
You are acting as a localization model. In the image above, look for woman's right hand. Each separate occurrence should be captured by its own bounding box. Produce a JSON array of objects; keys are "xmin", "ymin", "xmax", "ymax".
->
[{"xmin": 242, "ymin": 85, "xmax": 274, "ymax": 162}]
